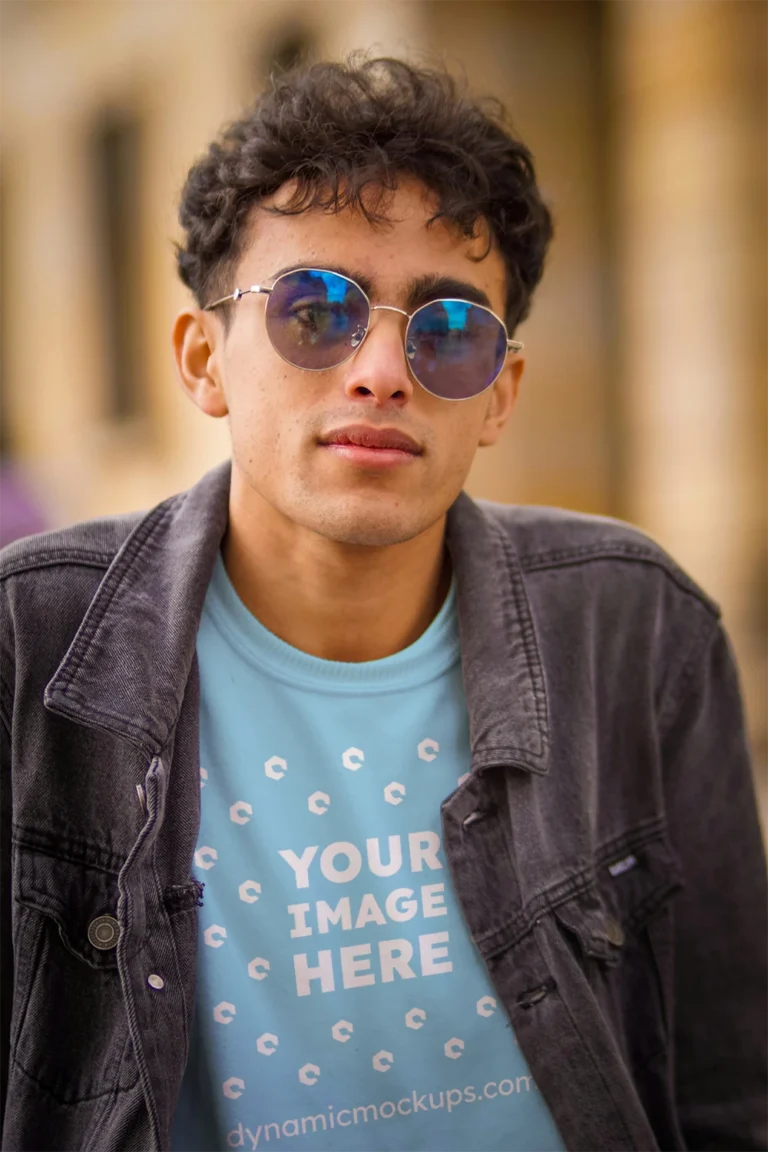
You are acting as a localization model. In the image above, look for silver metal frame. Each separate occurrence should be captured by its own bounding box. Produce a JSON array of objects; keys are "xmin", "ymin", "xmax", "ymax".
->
[{"xmin": 204, "ymin": 267, "xmax": 524, "ymax": 401}]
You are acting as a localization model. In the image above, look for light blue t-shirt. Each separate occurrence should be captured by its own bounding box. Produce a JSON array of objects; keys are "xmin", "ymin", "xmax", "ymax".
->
[{"xmin": 171, "ymin": 554, "xmax": 564, "ymax": 1152}]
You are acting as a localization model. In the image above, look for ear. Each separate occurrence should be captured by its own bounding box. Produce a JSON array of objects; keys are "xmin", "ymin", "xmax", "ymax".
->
[
  {"xmin": 172, "ymin": 308, "xmax": 229, "ymax": 418},
  {"xmin": 477, "ymin": 357, "xmax": 524, "ymax": 447}
]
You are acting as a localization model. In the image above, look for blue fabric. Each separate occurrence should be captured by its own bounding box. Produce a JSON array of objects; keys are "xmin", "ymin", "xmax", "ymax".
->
[{"xmin": 171, "ymin": 554, "xmax": 564, "ymax": 1152}]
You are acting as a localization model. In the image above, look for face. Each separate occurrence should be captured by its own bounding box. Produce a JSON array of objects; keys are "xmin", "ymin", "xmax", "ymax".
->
[{"xmin": 174, "ymin": 178, "xmax": 523, "ymax": 549}]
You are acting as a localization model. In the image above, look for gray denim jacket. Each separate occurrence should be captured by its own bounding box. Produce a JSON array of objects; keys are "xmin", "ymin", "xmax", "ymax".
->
[{"xmin": 1, "ymin": 461, "xmax": 766, "ymax": 1152}]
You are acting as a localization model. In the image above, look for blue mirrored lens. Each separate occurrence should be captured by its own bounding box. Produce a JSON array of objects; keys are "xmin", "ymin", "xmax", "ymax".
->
[
  {"xmin": 266, "ymin": 269, "xmax": 369, "ymax": 369},
  {"xmin": 406, "ymin": 300, "xmax": 507, "ymax": 399}
]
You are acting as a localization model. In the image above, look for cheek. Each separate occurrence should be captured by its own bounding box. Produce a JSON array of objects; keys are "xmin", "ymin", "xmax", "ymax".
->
[
  {"xmin": 442, "ymin": 405, "xmax": 487, "ymax": 463},
  {"xmin": 223, "ymin": 369, "xmax": 272, "ymax": 457},
  {"xmin": 225, "ymin": 363, "xmax": 309, "ymax": 468}
]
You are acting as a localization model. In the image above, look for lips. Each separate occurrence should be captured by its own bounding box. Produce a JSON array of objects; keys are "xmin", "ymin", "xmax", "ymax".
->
[{"xmin": 319, "ymin": 424, "xmax": 422, "ymax": 454}]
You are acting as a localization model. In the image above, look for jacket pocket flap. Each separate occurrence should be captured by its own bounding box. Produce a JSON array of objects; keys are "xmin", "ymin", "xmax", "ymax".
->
[
  {"xmin": 553, "ymin": 833, "xmax": 683, "ymax": 964},
  {"xmin": 14, "ymin": 845, "xmax": 129, "ymax": 968},
  {"xmin": 552, "ymin": 885, "xmax": 620, "ymax": 962}
]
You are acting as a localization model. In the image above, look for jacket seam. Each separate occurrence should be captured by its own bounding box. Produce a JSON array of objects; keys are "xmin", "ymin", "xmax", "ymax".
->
[
  {"xmin": 12, "ymin": 828, "xmax": 127, "ymax": 874},
  {"xmin": 0, "ymin": 677, "xmax": 10, "ymax": 732},
  {"xmin": 519, "ymin": 545, "xmax": 719, "ymax": 615},
  {"xmin": 46, "ymin": 686, "xmax": 162, "ymax": 750},
  {"xmin": 480, "ymin": 866, "xmax": 608, "ymax": 957},
  {"xmin": 115, "ymin": 756, "xmax": 165, "ymax": 1148},
  {"xmin": 0, "ymin": 591, "xmax": 14, "ymax": 729},
  {"xmin": 472, "ymin": 747, "xmax": 547, "ymax": 769},
  {"xmin": 7, "ymin": 909, "xmax": 45, "ymax": 1071},
  {"xmin": 593, "ymin": 815, "xmax": 670, "ymax": 868},
  {"xmin": 656, "ymin": 611, "xmax": 721, "ymax": 739},
  {"xmin": 491, "ymin": 520, "xmax": 549, "ymax": 756},
  {"xmin": 0, "ymin": 551, "xmax": 116, "ymax": 581},
  {"xmin": 10, "ymin": 1053, "xmax": 130, "ymax": 1105},
  {"xmin": 83, "ymin": 1030, "xmax": 138, "ymax": 1152}
]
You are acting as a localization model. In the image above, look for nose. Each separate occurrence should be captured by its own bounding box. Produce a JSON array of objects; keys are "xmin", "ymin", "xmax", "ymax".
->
[{"xmin": 341, "ymin": 307, "xmax": 415, "ymax": 406}]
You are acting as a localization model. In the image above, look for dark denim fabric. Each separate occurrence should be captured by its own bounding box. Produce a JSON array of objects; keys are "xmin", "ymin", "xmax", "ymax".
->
[{"xmin": 1, "ymin": 460, "xmax": 765, "ymax": 1152}]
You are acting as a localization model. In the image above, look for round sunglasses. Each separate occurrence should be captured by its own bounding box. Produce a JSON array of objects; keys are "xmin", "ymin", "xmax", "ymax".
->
[{"xmin": 204, "ymin": 267, "xmax": 523, "ymax": 402}]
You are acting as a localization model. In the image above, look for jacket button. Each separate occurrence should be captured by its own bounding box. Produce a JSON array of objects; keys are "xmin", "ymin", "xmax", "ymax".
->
[
  {"xmin": 462, "ymin": 805, "xmax": 496, "ymax": 828},
  {"xmin": 605, "ymin": 916, "xmax": 625, "ymax": 947},
  {"xmin": 88, "ymin": 915, "xmax": 120, "ymax": 950}
]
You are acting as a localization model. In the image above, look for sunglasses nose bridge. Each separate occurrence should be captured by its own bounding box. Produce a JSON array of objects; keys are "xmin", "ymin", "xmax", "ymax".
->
[
  {"xmin": 359, "ymin": 301, "xmax": 416, "ymax": 368},
  {"xmin": 348, "ymin": 304, "xmax": 409, "ymax": 351},
  {"xmin": 359, "ymin": 303, "xmax": 413, "ymax": 360},
  {"xmin": 347, "ymin": 304, "xmax": 421, "ymax": 398}
]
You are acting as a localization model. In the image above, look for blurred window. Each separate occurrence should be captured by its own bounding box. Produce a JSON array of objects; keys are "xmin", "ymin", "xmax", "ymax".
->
[{"xmin": 92, "ymin": 111, "xmax": 145, "ymax": 422}]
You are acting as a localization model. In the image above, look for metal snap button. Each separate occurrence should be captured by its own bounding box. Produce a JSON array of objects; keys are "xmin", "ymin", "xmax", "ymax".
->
[
  {"xmin": 605, "ymin": 916, "xmax": 625, "ymax": 947},
  {"xmin": 147, "ymin": 974, "xmax": 165, "ymax": 990},
  {"xmin": 88, "ymin": 915, "xmax": 120, "ymax": 951},
  {"xmin": 462, "ymin": 804, "xmax": 496, "ymax": 828}
]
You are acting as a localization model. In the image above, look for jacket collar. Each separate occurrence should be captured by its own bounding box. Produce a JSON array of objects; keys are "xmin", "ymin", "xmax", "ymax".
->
[
  {"xmin": 45, "ymin": 461, "xmax": 549, "ymax": 774},
  {"xmin": 446, "ymin": 491, "xmax": 549, "ymax": 774}
]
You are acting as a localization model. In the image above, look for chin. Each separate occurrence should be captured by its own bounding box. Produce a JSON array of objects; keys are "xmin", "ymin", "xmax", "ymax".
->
[
  {"xmin": 324, "ymin": 520, "xmax": 424, "ymax": 549},
  {"xmin": 308, "ymin": 503, "xmax": 429, "ymax": 549}
]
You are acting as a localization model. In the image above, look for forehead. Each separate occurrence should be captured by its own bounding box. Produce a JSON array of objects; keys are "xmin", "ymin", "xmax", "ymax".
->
[{"xmin": 236, "ymin": 178, "xmax": 507, "ymax": 311}]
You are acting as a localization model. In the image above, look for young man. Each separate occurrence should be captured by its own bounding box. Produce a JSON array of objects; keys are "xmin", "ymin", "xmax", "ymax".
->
[{"xmin": 0, "ymin": 57, "xmax": 765, "ymax": 1152}]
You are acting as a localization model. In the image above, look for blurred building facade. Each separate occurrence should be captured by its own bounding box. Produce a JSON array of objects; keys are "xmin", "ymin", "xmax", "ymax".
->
[{"xmin": 1, "ymin": 0, "xmax": 766, "ymax": 779}]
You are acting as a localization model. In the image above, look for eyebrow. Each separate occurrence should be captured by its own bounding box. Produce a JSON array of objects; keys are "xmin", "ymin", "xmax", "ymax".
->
[
  {"xmin": 269, "ymin": 263, "xmax": 376, "ymax": 298},
  {"xmin": 268, "ymin": 264, "xmax": 494, "ymax": 313},
  {"xmin": 404, "ymin": 273, "xmax": 492, "ymax": 313}
]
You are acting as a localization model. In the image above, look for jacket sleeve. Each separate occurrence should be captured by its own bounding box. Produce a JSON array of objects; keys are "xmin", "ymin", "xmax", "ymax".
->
[{"xmin": 661, "ymin": 618, "xmax": 767, "ymax": 1150}]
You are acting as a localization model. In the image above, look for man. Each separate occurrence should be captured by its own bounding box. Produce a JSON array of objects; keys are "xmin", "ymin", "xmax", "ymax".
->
[{"xmin": 0, "ymin": 57, "xmax": 765, "ymax": 1152}]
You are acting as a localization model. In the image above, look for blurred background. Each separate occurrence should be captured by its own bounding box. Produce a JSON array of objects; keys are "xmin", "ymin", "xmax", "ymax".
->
[{"xmin": 0, "ymin": 0, "xmax": 766, "ymax": 814}]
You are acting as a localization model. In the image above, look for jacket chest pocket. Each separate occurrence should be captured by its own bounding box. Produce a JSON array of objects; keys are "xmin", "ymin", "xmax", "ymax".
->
[
  {"xmin": 10, "ymin": 844, "xmax": 143, "ymax": 1105},
  {"xmin": 552, "ymin": 832, "xmax": 683, "ymax": 1067}
]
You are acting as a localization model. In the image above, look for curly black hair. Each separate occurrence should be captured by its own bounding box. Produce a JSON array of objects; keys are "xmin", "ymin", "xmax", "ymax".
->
[{"xmin": 176, "ymin": 56, "xmax": 553, "ymax": 331}]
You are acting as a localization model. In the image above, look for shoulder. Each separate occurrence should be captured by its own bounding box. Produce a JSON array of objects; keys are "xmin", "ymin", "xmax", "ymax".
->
[
  {"xmin": 474, "ymin": 499, "xmax": 725, "ymax": 734},
  {"xmin": 475, "ymin": 497, "xmax": 719, "ymax": 617},
  {"xmin": 0, "ymin": 511, "xmax": 143, "ymax": 581},
  {"xmin": 0, "ymin": 512, "xmax": 146, "ymax": 700}
]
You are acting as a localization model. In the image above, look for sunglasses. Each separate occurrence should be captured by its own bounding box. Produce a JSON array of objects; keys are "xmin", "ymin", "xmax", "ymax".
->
[{"xmin": 204, "ymin": 267, "xmax": 523, "ymax": 402}]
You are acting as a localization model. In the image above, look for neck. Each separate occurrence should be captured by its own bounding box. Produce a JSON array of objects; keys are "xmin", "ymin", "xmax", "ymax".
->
[{"xmin": 221, "ymin": 487, "xmax": 452, "ymax": 664}]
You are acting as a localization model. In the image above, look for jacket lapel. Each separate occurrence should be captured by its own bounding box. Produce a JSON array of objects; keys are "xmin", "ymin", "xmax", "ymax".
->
[
  {"xmin": 447, "ymin": 492, "xmax": 550, "ymax": 776},
  {"xmin": 45, "ymin": 464, "xmax": 549, "ymax": 775},
  {"xmin": 44, "ymin": 461, "xmax": 231, "ymax": 754}
]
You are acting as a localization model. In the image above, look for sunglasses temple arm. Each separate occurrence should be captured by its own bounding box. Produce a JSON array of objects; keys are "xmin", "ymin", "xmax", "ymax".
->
[{"xmin": 204, "ymin": 285, "xmax": 272, "ymax": 312}]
